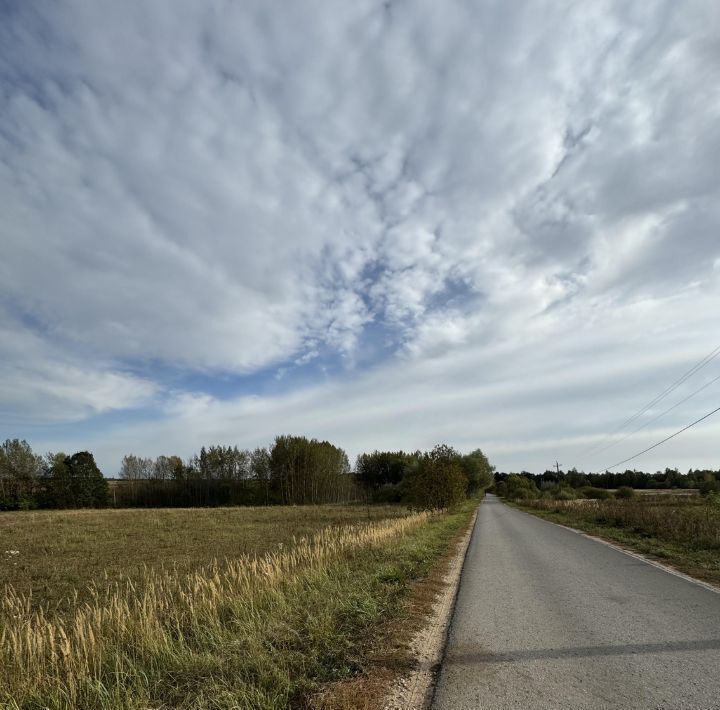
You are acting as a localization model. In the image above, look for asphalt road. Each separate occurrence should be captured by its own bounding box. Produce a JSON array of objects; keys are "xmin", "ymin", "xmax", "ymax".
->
[{"xmin": 432, "ymin": 495, "xmax": 720, "ymax": 710}]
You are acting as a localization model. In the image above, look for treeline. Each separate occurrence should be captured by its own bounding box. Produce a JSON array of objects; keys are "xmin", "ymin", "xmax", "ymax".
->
[
  {"xmin": 1, "ymin": 437, "xmax": 494, "ymax": 511},
  {"xmin": 111, "ymin": 443, "xmax": 493, "ymax": 510},
  {"xmin": 494, "ymin": 466, "xmax": 720, "ymax": 501},
  {"xmin": 116, "ymin": 436, "xmax": 354, "ymax": 507},
  {"xmin": 0, "ymin": 440, "xmax": 107, "ymax": 510}
]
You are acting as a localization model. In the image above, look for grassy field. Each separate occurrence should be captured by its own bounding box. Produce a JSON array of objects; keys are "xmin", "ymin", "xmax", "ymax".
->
[
  {"xmin": 0, "ymin": 502, "xmax": 476, "ymax": 709},
  {"xmin": 0, "ymin": 505, "xmax": 404, "ymax": 612},
  {"xmin": 516, "ymin": 495, "xmax": 720, "ymax": 585}
]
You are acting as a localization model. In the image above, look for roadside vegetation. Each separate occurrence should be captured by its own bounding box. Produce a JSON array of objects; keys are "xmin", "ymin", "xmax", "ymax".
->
[
  {"xmin": 0, "ymin": 502, "xmax": 477, "ymax": 709},
  {"xmin": 495, "ymin": 474, "xmax": 720, "ymax": 586}
]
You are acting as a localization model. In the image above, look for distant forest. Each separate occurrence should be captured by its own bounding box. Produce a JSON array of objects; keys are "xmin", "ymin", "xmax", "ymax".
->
[
  {"xmin": 495, "ymin": 467, "xmax": 720, "ymax": 495},
  {"xmin": 0, "ymin": 437, "xmax": 493, "ymax": 512}
]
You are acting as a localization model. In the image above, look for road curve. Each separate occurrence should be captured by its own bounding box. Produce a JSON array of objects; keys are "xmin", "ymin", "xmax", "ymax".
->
[{"xmin": 432, "ymin": 495, "xmax": 720, "ymax": 710}]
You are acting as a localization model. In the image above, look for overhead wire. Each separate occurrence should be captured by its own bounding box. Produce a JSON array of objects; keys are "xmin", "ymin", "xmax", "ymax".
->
[
  {"xmin": 593, "ymin": 404, "xmax": 720, "ymax": 473},
  {"xmin": 580, "ymin": 343, "xmax": 720, "ymax": 460},
  {"xmin": 590, "ymin": 372, "xmax": 720, "ymax": 457}
]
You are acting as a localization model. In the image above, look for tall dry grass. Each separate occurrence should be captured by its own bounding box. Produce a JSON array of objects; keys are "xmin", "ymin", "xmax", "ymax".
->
[
  {"xmin": 523, "ymin": 497, "xmax": 720, "ymax": 550},
  {"xmin": 0, "ymin": 512, "xmax": 430, "ymax": 708}
]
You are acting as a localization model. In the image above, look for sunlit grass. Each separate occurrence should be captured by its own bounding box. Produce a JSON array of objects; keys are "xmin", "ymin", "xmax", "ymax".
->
[
  {"xmin": 0, "ymin": 505, "xmax": 404, "ymax": 611},
  {"xmin": 0, "ymin": 503, "xmax": 476, "ymax": 708}
]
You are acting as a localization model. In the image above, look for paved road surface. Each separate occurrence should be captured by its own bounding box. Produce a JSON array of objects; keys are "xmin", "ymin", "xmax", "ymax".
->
[{"xmin": 433, "ymin": 495, "xmax": 720, "ymax": 709}]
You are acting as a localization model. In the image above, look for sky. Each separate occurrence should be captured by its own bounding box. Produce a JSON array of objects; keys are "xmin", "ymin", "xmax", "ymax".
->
[{"xmin": 1, "ymin": 0, "xmax": 719, "ymax": 476}]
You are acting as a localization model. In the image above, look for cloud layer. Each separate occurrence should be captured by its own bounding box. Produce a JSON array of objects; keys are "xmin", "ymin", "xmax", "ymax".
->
[{"xmin": 1, "ymin": 0, "xmax": 719, "ymax": 474}]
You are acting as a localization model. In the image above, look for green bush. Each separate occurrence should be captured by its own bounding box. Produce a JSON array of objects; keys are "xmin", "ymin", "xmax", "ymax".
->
[
  {"xmin": 553, "ymin": 487, "xmax": 579, "ymax": 501},
  {"xmin": 405, "ymin": 444, "xmax": 468, "ymax": 510},
  {"xmin": 615, "ymin": 486, "xmax": 635, "ymax": 499},
  {"xmin": 501, "ymin": 474, "xmax": 540, "ymax": 500},
  {"xmin": 580, "ymin": 486, "xmax": 612, "ymax": 500},
  {"xmin": 699, "ymin": 475, "xmax": 719, "ymax": 496}
]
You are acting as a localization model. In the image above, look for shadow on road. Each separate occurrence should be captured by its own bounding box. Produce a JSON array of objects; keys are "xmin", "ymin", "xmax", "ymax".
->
[{"xmin": 446, "ymin": 638, "xmax": 720, "ymax": 665}]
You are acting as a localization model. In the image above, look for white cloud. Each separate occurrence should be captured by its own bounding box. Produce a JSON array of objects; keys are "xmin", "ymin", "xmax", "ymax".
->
[
  {"xmin": 0, "ymin": 311, "xmax": 156, "ymax": 423},
  {"xmin": 1, "ymin": 0, "xmax": 719, "ymax": 472}
]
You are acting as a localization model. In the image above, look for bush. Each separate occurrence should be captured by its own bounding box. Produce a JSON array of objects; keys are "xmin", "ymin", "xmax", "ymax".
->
[
  {"xmin": 699, "ymin": 475, "xmax": 720, "ymax": 496},
  {"xmin": 553, "ymin": 487, "xmax": 579, "ymax": 501},
  {"xmin": 405, "ymin": 445, "xmax": 468, "ymax": 510},
  {"xmin": 501, "ymin": 474, "xmax": 540, "ymax": 501},
  {"xmin": 615, "ymin": 486, "xmax": 635, "ymax": 499},
  {"xmin": 580, "ymin": 486, "xmax": 612, "ymax": 500}
]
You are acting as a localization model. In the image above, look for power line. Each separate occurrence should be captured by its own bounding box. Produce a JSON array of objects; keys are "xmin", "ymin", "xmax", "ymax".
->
[
  {"xmin": 591, "ymin": 372, "xmax": 720, "ymax": 457},
  {"xmin": 581, "ymin": 343, "xmax": 720, "ymax": 459},
  {"xmin": 593, "ymin": 404, "xmax": 720, "ymax": 473}
]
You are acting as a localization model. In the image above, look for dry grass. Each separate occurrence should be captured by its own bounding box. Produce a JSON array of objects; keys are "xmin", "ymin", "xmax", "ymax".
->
[
  {"xmin": 0, "ymin": 510, "xmax": 428, "ymax": 707},
  {"xmin": 0, "ymin": 502, "xmax": 480, "ymax": 709},
  {"xmin": 0, "ymin": 505, "xmax": 403, "ymax": 612},
  {"xmin": 523, "ymin": 496, "xmax": 720, "ymax": 549}
]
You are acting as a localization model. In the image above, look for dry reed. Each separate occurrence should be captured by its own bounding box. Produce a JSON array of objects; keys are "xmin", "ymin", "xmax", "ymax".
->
[
  {"xmin": 0, "ymin": 512, "xmax": 430, "ymax": 707},
  {"xmin": 523, "ymin": 497, "xmax": 720, "ymax": 550}
]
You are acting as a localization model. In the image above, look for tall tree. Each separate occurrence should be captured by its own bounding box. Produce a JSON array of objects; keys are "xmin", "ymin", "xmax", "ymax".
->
[
  {"xmin": 65, "ymin": 452, "xmax": 108, "ymax": 508},
  {"xmin": 460, "ymin": 448, "xmax": 494, "ymax": 495}
]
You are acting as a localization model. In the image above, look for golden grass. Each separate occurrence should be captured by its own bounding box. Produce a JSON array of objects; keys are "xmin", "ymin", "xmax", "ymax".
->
[
  {"xmin": 522, "ymin": 496, "xmax": 720, "ymax": 549},
  {"xmin": 0, "ymin": 504, "xmax": 404, "ymax": 611},
  {"xmin": 0, "ymin": 510, "xmax": 430, "ymax": 707}
]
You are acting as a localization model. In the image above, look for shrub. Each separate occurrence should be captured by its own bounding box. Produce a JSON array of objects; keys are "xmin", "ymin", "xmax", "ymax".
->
[
  {"xmin": 615, "ymin": 486, "xmax": 635, "ymax": 499},
  {"xmin": 501, "ymin": 474, "xmax": 540, "ymax": 501},
  {"xmin": 553, "ymin": 487, "xmax": 579, "ymax": 501},
  {"xmin": 405, "ymin": 445, "xmax": 468, "ymax": 510},
  {"xmin": 580, "ymin": 487, "xmax": 612, "ymax": 500},
  {"xmin": 699, "ymin": 475, "xmax": 720, "ymax": 496}
]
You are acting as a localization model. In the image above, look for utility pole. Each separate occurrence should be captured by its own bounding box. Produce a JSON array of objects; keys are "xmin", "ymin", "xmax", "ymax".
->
[{"xmin": 554, "ymin": 461, "xmax": 562, "ymax": 476}]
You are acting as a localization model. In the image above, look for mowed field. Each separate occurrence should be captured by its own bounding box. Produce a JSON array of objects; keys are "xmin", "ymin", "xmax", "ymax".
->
[{"xmin": 0, "ymin": 504, "xmax": 404, "ymax": 612}]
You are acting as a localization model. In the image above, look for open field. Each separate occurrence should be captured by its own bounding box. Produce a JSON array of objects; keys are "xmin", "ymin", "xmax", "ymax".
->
[
  {"xmin": 0, "ymin": 504, "xmax": 404, "ymax": 613},
  {"xmin": 516, "ymin": 495, "xmax": 720, "ymax": 585},
  {"xmin": 0, "ymin": 502, "xmax": 476, "ymax": 708}
]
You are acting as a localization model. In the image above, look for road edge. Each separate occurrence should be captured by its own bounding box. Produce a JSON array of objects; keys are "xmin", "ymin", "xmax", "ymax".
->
[{"xmin": 509, "ymin": 501, "xmax": 720, "ymax": 596}]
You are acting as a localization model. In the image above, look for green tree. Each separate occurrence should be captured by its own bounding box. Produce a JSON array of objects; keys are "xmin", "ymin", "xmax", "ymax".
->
[
  {"xmin": 269, "ymin": 435, "xmax": 352, "ymax": 504},
  {"xmin": 59, "ymin": 452, "xmax": 108, "ymax": 508},
  {"xmin": 405, "ymin": 444, "xmax": 468, "ymax": 510},
  {"xmin": 499, "ymin": 474, "xmax": 539, "ymax": 500},
  {"xmin": 460, "ymin": 448, "xmax": 494, "ymax": 495},
  {"xmin": 699, "ymin": 472, "xmax": 719, "ymax": 496},
  {"xmin": 0, "ymin": 439, "xmax": 42, "ymax": 509},
  {"xmin": 355, "ymin": 450, "xmax": 411, "ymax": 502}
]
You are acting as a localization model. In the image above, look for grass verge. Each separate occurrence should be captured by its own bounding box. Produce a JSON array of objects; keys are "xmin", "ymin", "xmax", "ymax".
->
[
  {"xmin": 1, "ymin": 503, "xmax": 476, "ymax": 709},
  {"xmin": 512, "ymin": 498, "xmax": 720, "ymax": 587},
  {"xmin": 313, "ymin": 503, "xmax": 476, "ymax": 709}
]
